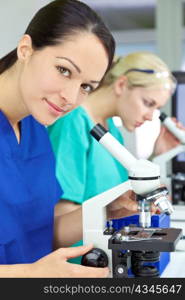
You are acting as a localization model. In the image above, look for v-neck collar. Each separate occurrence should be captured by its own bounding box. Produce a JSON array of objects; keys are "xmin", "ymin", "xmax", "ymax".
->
[{"xmin": 0, "ymin": 110, "xmax": 26, "ymax": 155}]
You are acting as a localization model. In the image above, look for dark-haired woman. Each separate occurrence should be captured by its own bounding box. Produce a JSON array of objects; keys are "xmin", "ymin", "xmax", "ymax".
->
[{"xmin": 0, "ymin": 0, "xmax": 118, "ymax": 277}]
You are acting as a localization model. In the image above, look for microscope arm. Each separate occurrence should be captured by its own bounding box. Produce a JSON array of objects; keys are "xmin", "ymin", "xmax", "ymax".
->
[
  {"xmin": 153, "ymin": 144, "xmax": 185, "ymax": 178},
  {"xmin": 82, "ymin": 180, "xmax": 132, "ymax": 275},
  {"xmin": 153, "ymin": 112, "xmax": 185, "ymax": 191}
]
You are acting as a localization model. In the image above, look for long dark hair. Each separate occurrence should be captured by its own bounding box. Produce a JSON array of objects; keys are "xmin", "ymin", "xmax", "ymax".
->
[{"xmin": 0, "ymin": 0, "xmax": 115, "ymax": 75}]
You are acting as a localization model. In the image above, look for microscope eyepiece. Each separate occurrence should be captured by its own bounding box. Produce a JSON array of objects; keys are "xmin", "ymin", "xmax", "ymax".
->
[
  {"xmin": 90, "ymin": 124, "xmax": 108, "ymax": 141},
  {"xmin": 159, "ymin": 112, "xmax": 185, "ymax": 144},
  {"xmin": 159, "ymin": 112, "xmax": 167, "ymax": 122}
]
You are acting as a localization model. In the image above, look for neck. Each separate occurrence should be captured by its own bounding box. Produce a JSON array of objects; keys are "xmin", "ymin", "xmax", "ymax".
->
[
  {"xmin": 81, "ymin": 85, "xmax": 117, "ymax": 127},
  {"xmin": 0, "ymin": 63, "xmax": 29, "ymax": 127}
]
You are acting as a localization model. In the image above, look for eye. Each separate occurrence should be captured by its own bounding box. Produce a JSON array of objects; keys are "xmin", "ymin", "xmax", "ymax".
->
[
  {"xmin": 143, "ymin": 99, "xmax": 154, "ymax": 108},
  {"xmin": 81, "ymin": 83, "xmax": 94, "ymax": 94},
  {"xmin": 56, "ymin": 66, "xmax": 71, "ymax": 77}
]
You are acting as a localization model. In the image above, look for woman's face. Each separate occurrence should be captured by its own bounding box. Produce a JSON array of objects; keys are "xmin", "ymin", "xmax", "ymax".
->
[
  {"xmin": 18, "ymin": 33, "xmax": 109, "ymax": 125},
  {"xmin": 117, "ymin": 85, "xmax": 171, "ymax": 131}
]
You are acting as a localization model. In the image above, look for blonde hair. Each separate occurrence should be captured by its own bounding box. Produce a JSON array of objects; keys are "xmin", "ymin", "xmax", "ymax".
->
[{"xmin": 101, "ymin": 51, "xmax": 176, "ymax": 93}]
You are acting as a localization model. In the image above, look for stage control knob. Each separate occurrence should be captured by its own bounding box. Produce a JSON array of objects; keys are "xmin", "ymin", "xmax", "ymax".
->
[
  {"xmin": 81, "ymin": 248, "xmax": 108, "ymax": 268},
  {"xmin": 114, "ymin": 264, "xmax": 127, "ymax": 278}
]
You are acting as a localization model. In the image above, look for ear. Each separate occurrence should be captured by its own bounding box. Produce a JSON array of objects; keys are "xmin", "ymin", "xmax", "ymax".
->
[
  {"xmin": 113, "ymin": 75, "xmax": 128, "ymax": 96},
  {"xmin": 17, "ymin": 34, "xmax": 33, "ymax": 61}
]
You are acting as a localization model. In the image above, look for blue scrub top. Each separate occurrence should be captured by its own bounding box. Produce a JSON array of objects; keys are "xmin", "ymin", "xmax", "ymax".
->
[{"xmin": 0, "ymin": 110, "xmax": 63, "ymax": 264}]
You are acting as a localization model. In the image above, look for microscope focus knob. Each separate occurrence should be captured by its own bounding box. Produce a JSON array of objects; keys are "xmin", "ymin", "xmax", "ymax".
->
[{"xmin": 81, "ymin": 248, "xmax": 108, "ymax": 268}]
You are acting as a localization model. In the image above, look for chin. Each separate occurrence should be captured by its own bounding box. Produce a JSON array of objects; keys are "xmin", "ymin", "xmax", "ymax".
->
[
  {"xmin": 125, "ymin": 125, "xmax": 134, "ymax": 132},
  {"xmin": 121, "ymin": 120, "xmax": 134, "ymax": 132},
  {"xmin": 33, "ymin": 114, "xmax": 58, "ymax": 126},
  {"xmin": 43, "ymin": 118, "xmax": 59, "ymax": 126}
]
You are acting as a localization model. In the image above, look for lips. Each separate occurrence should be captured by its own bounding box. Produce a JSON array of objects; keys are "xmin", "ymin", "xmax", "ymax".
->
[
  {"xmin": 44, "ymin": 98, "xmax": 63, "ymax": 112},
  {"xmin": 135, "ymin": 122, "xmax": 143, "ymax": 127}
]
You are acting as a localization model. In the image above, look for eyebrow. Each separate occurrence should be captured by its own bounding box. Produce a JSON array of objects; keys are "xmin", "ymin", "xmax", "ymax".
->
[
  {"xmin": 56, "ymin": 56, "xmax": 81, "ymax": 73},
  {"xmin": 56, "ymin": 56, "xmax": 100, "ymax": 84}
]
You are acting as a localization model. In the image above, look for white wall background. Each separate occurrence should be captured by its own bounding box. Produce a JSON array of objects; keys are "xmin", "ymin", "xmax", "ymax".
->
[{"xmin": 0, "ymin": 0, "xmax": 51, "ymax": 57}]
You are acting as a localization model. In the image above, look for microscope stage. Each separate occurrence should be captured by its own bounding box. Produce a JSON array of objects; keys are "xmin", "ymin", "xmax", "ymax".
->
[{"xmin": 108, "ymin": 226, "xmax": 182, "ymax": 252}]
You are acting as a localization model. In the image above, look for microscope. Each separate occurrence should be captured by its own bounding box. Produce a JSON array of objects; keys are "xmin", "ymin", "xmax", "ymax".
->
[
  {"xmin": 153, "ymin": 112, "xmax": 185, "ymax": 202},
  {"xmin": 81, "ymin": 123, "xmax": 182, "ymax": 278}
]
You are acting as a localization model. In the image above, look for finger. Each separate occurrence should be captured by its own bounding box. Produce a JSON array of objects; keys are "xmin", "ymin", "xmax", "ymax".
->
[
  {"xmin": 171, "ymin": 118, "xmax": 185, "ymax": 130},
  {"xmin": 177, "ymin": 122, "xmax": 185, "ymax": 130},
  {"xmin": 110, "ymin": 199, "xmax": 138, "ymax": 212},
  {"xmin": 151, "ymin": 204, "xmax": 161, "ymax": 214},
  {"xmin": 64, "ymin": 244, "xmax": 94, "ymax": 260},
  {"xmin": 171, "ymin": 117, "xmax": 177, "ymax": 123},
  {"xmin": 159, "ymin": 126, "xmax": 166, "ymax": 135},
  {"xmin": 54, "ymin": 245, "xmax": 94, "ymax": 260},
  {"xmin": 108, "ymin": 208, "xmax": 137, "ymax": 219},
  {"xmin": 123, "ymin": 198, "xmax": 138, "ymax": 211},
  {"xmin": 70, "ymin": 264, "xmax": 110, "ymax": 278}
]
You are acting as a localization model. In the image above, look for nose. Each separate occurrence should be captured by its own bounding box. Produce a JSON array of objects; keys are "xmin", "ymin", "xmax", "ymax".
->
[
  {"xmin": 59, "ymin": 83, "xmax": 80, "ymax": 107},
  {"xmin": 144, "ymin": 110, "xmax": 154, "ymax": 121}
]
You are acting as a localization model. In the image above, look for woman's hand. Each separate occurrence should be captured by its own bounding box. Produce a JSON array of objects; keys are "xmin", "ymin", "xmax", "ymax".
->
[
  {"xmin": 107, "ymin": 190, "xmax": 160, "ymax": 219},
  {"xmin": 29, "ymin": 244, "xmax": 109, "ymax": 278},
  {"xmin": 153, "ymin": 117, "xmax": 185, "ymax": 156},
  {"xmin": 107, "ymin": 190, "xmax": 138, "ymax": 219}
]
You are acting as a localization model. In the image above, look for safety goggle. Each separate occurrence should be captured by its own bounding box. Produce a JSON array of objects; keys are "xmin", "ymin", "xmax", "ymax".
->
[{"xmin": 124, "ymin": 68, "xmax": 177, "ymax": 92}]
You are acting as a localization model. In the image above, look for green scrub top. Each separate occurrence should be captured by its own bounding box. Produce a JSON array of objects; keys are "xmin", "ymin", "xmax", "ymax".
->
[
  {"xmin": 48, "ymin": 106, "xmax": 128, "ymax": 263},
  {"xmin": 48, "ymin": 106, "xmax": 128, "ymax": 203}
]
